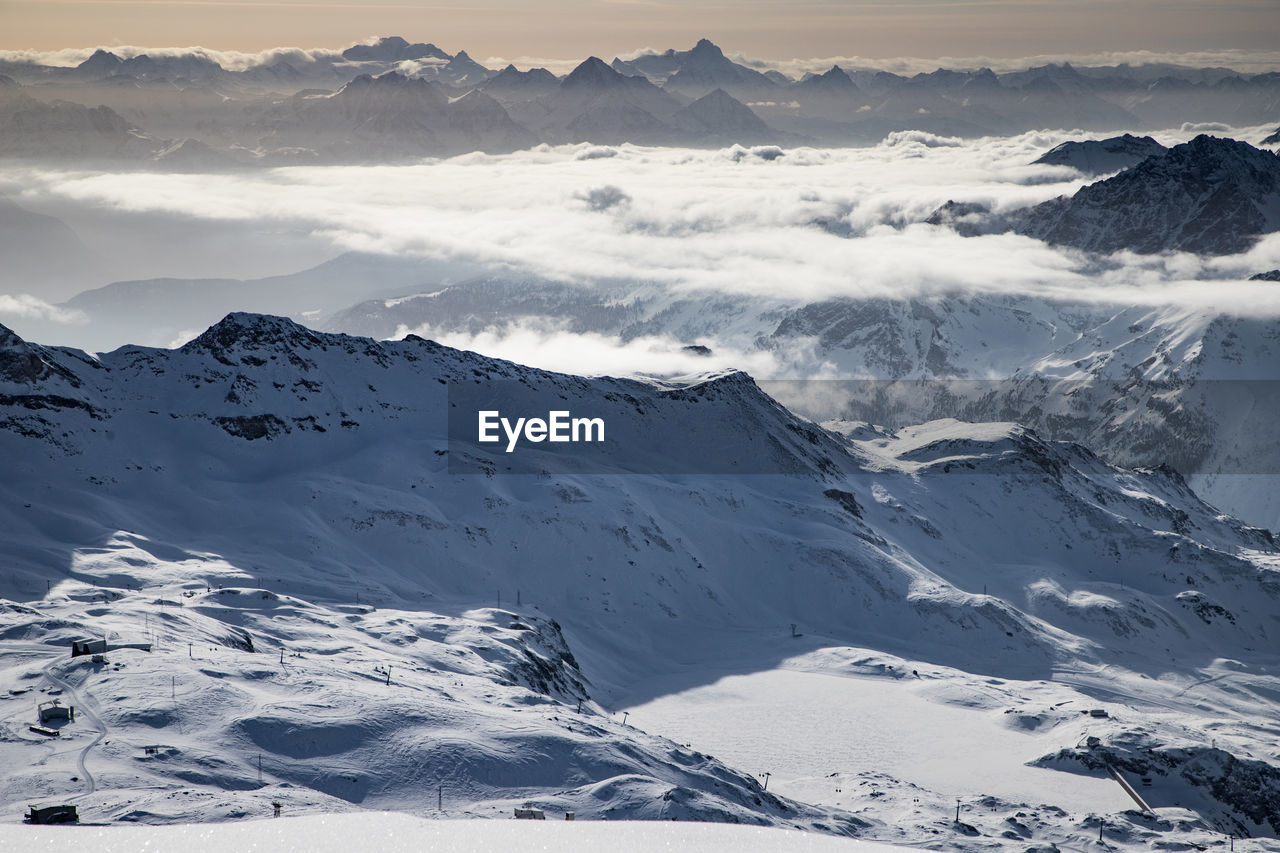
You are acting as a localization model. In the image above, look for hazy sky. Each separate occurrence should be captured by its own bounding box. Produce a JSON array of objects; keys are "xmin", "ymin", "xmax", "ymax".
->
[{"xmin": 3, "ymin": 0, "xmax": 1278, "ymax": 62}]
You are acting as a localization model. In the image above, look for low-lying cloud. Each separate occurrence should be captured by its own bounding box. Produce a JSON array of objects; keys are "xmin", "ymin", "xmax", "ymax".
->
[
  {"xmin": 22, "ymin": 128, "xmax": 1280, "ymax": 320},
  {"xmin": 0, "ymin": 44, "xmax": 346, "ymax": 71},
  {"xmin": 394, "ymin": 319, "xmax": 806, "ymax": 379},
  {"xmin": 5, "ymin": 126, "xmax": 1280, "ymax": 366},
  {"xmin": 0, "ymin": 294, "xmax": 86, "ymax": 325},
  {"xmin": 731, "ymin": 48, "xmax": 1280, "ymax": 79}
]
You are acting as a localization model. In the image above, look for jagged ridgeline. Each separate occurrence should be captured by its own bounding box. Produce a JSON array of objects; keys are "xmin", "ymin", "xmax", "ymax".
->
[
  {"xmin": 2, "ymin": 313, "xmax": 1280, "ymax": 836},
  {"xmin": 3, "ymin": 37, "xmax": 1280, "ymax": 163}
]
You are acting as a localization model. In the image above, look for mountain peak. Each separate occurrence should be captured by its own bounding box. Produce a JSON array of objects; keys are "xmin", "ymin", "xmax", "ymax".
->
[
  {"xmin": 336, "ymin": 69, "xmax": 445, "ymax": 99},
  {"xmin": 691, "ymin": 38, "xmax": 724, "ymax": 57},
  {"xmin": 341, "ymin": 36, "xmax": 450, "ymax": 63},
  {"xmin": 483, "ymin": 64, "xmax": 559, "ymax": 95},
  {"xmin": 663, "ymin": 39, "xmax": 776, "ymax": 95},
  {"xmin": 1033, "ymin": 133, "xmax": 1168, "ymax": 174},
  {"xmin": 1164, "ymin": 134, "xmax": 1280, "ymax": 179},
  {"xmin": 443, "ymin": 49, "xmax": 493, "ymax": 82},
  {"xmin": 0, "ymin": 321, "xmax": 27, "ymax": 349},
  {"xmin": 562, "ymin": 56, "xmax": 625, "ymax": 89},
  {"xmin": 1017, "ymin": 134, "xmax": 1280, "ymax": 254},
  {"xmin": 0, "ymin": 321, "xmax": 83, "ymax": 387},
  {"xmin": 181, "ymin": 312, "xmax": 326, "ymax": 357},
  {"xmin": 77, "ymin": 49, "xmax": 123, "ymax": 73}
]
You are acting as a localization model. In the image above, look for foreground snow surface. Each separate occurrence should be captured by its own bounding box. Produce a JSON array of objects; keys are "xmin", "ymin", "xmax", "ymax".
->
[
  {"xmin": 623, "ymin": 658, "xmax": 1128, "ymax": 814},
  {"xmin": 1, "ymin": 813, "xmax": 892, "ymax": 852}
]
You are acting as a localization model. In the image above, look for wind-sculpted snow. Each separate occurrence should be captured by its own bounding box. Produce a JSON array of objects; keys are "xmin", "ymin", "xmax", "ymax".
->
[{"xmin": 3, "ymin": 315, "xmax": 1280, "ymax": 842}]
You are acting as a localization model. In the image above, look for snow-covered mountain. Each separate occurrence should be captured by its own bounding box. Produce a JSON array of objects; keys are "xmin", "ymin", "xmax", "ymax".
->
[
  {"xmin": 2, "ymin": 314, "xmax": 1280, "ymax": 848},
  {"xmin": 321, "ymin": 279, "xmax": 1280, "ymax": 531},
  {"xmin": 1012, "ymin": 135, "xmax": 1280, "ymax": 255},
  {"xmin": 1032, "ymin": 133, "xmax": 1168, "ymax": 175},
  {"xmin": 250, "ymin": 71, "xmax": 536, "ymax": 161},
  {"xmin": 761, "ymin": 297, "xmax": 1280, "ymax": 525},
  {"xmin": 661, "ymin": 39, "xmax": 780, "ymax": 100},
  {"xmin": 607, "ymin": 39, "xmax": 779, "ymax": 101},
  {"xmin": 341, "ymin": 36, "xmax": 450, "ymax": 64},
  {"xmin": 73, "ymin": 48, "xmax": 126, "ymax": 78}
]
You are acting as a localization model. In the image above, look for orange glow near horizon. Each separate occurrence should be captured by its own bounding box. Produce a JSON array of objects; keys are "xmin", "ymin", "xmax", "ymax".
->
[{"xmin": 1, "ymin": 0, "xmax": 1277, "ymax": 63}]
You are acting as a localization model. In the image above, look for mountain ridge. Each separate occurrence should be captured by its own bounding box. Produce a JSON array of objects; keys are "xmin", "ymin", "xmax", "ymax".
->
[
  {"xmin": 3, "ymin": 313, "xmax": 1280, "ymax": 842},
  {"xmin": 1014, "ymin": 134, "xmax": 1280, "ymax": 254}
]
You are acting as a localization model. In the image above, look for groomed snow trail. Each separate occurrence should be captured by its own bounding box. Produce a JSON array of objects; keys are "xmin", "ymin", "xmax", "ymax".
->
[{"xmin": 40, "ymin": 657, "xmax": 106, "ymax": 798}]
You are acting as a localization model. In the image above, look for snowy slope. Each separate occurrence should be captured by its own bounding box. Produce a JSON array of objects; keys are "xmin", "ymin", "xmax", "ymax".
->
[
  {"xmin": 1031, "ymin": 133, "xmax": 1168, "ymax": 175},
  {"xmin": 324, "ymin": 281, "xmax": 1280, "ymax": 529},
  {"xmin": 2, "ymin": 813, "xmax": 897, "ymax": 852},
  {"xmin": 2, "ymin": 315, "xmax": 1280, "ymax": 849}
]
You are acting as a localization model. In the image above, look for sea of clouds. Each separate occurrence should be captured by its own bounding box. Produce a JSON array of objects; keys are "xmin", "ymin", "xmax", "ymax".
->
[{"xmin": 3, "ymin": 127, "xmax": 1279, "ymax": 374}]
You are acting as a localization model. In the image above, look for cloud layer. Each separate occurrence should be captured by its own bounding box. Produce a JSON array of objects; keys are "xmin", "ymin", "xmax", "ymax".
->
[
  {"xmin": 0, "ymin": 294, "xmax": 85, "ymax": 324},
  {"xmin": 6, "ymin": 125, "xmax": 1280, "ymax": 371},
  {"xmin": 18, "ymin": 128, "xmax": 1280, "ymax": 317},
  {"xmin": 397, "ymin": 320, "xmax": 795, "ymax": 379}
]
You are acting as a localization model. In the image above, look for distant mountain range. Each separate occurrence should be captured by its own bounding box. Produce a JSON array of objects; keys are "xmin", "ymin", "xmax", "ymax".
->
[{"xmin": 2, "ymin": 36, "xmax": 1280, "ymax": 161}]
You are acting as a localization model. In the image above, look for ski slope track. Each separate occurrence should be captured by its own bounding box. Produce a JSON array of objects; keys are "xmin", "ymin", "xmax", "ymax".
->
[{"xmin": 1, "ymin": 313, "xmax": 1280, "ymax": 850}]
